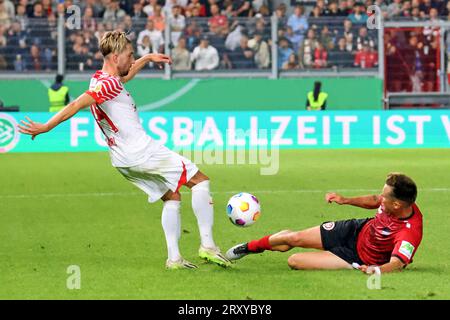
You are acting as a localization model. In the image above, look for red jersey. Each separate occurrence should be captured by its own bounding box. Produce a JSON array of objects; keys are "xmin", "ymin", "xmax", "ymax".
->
[{"xmin": 356, "ymin": 203, "xmax": 423, "ymax": 266}]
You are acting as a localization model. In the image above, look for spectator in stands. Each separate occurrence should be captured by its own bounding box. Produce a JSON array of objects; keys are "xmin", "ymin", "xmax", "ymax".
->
[
  {"xmin": 282, "ymin": 53, "xmax": 299, "ymax": 70},
  {"xmin": 190, "ymin": 35, "xmax": 219, "ymax": 70},
  {"xmin": 144, "ymin": 0, "xmax": 159, "ymax": 17},
  {"xmin": 228, "ymin": 34, "xmax": 256, "ymax": 69},
  {"xmin": 0, "ymin": 0, "xmax": 11, "ymax": 29},
  {"xmin": 274, "ymin": 3, "xmax": 287, "ymax": 30},
  {"xmin": 26, "ymin": 44, "xmax": 45, "ymax": 71},
  {"xmin": 419, "ymin": 0, "xmax": 433, "ymax": 16},
  {"xmin": 137, "ymin": 35, "xmax": 153, "ymax": 58},
  {"xmin": 299, "ymin": 28, "xmax": 319, "ymax": 69},
  {"xmin": 329, "ymin": 37, "xmax": 354, "ymax": 69},
  {"xmin": 320, "ymin": 26, "xmax": 335, "ymax": 51},
  {"xmin": 131, "ymin": 1, "xmax": 148, "ymax": 21},
  {"xmin": 81, "ymin": 0, "xmax": 104, "ymax": 18},
  {"xmin": 187, "ymin": 0, "xmax": 207, "ymax": 17},
  {"xmin": 324, "ymin": 1, "xmax": 347, "ymax": 17},
  {"xmin": 338, "ymin": 0, "xmax": 351, "ymax": 15},
  {"xmin": 356, "ymin": 26, "xmax": 375, "ymax": 51},
  {"xmin": 339, "ymin": 19, "xmax": 356, "ymax": 52},
  {"xmin": 103, "ymin": 0, "xmax": 126, "ymax": 25},
  {"xmin": 149, "ymin": 5, "xmax": 166, "ymax": 32},
  {"xmin": 7, "ymin": 21, "xmax": 27, "ymax": 63},
  {"xmin": 277, "ymin": 37, "xmax": 293, "ymax": 69},
  {"xmin": 285, "ymin": 26, "xmax": 299, "ymax": 52},
  {"xmin": 15, "ymin": 4, "xmax": 29, "ymax": 30},
  {"xmin": 1, "ymin": 0, "xmax": 14, "ymax": 18},
  {"xmin": 429, "ymin": 8, "xmax": 443, "ymax": 23},
  {"xmin": 172, "ymin": 36, "xmax": 191, "ymax": 70},
  {"xmin": 225, "ymin": 20, "xmax": 243, "ymax": 51},
  {"xmin": 169, "ymin": 5, "xmax": 186, "ymax": 46},
  {"xmin": 137, "ymin": 20, "xmax": 165, "ymax": 53},
  {"xmin": 410, "ymin": 7, "xmax": 421, "ymax": 21},
  {"xmin": 354, "ymin": 43, "xmax": 378, "ymax": 68},
  {"xmin": 310, "ymin": 6, "xmax": 322, "ymax": 18},
  {"xmin": 399, "ymin": 1, "xmax": 412, "ymax": 19},
  {"xmin": 83, "ymin": 6, "xmax": 97, "ymax": 33},
  {"xmin": 208, "ymin": 4, "xmax": 228, "ymax": 35},
  {"xmin": 248, "ymin": 31, "xmax": 270, "ymax": 69},
  {"xmin": 347, "ymin": 2, "xmax": 368, "ymax": 24},
  {"xmin": 387, "ymin": 0, "xmax": 402, "ymax": 19},
  {"xmin": 287, "ymin": 5, "xmax": 308, "ymax": 50},
  {"xmin": 229, "ymin": 0, "xmax": 252, "ymax": 17},
  {"xmin": 41, "ymin": 0, "xmax": 52, "ymax": 17},
  {"xmin": 184, "ymin": 19, "xmax": 201, "ymax": 51},
  {"xmin": 313, "ymin": 42, "xmax": 328, "ymax": 68},
  {"xmin": 19, "ymin": 0, "xmax": 34, "ymax": 17}
]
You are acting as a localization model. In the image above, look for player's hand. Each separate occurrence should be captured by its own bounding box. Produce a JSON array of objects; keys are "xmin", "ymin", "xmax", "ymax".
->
[
  {"xmin": 359, "ymin": 265, "xmax": 381, "ymax": 275},
  {"xmin": 149, "ymin": 53, "xmax": 172, "ymax": 69},
  {"xmin": 17, "ymin": 117, "xmax": 48, "ymax": 140},
  {"xmin": 325, "ymin": 192, "xmax": 346, "ymax": 205}
]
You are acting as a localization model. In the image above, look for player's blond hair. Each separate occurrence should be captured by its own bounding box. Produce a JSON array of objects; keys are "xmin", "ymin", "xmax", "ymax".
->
[{"xmin": 99, "ymin": 31, "xmax": 131, "ymax": 57}]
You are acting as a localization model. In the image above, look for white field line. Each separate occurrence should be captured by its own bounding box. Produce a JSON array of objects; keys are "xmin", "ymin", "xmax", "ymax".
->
[
  {"xmin": 138, "ymin": 79, "xmax": 201, "ymax": 111},
  {"xmin": 1, "ymin": 188, "xmax": 450, "ymax": 199}
]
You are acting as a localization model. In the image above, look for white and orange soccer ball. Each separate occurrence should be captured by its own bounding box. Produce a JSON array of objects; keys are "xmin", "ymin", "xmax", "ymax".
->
[{"xmin": 226, "ymin": 192, "xmax": 261, "ymax": 227}]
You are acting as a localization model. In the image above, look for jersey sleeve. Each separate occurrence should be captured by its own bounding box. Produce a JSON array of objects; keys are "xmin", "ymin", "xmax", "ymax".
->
[
  {"xmin": 85, "ymin": 77, "xmax": 123, "ymax": 104},
  {"xmin": 392, "ymin": 230, "xmax": 422, "ymax": 265}
]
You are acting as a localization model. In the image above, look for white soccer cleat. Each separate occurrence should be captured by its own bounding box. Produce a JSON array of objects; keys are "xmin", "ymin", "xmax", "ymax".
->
[
  {"xmin": 225, "ymin": 243, "xmax": 251, "ymax": 261},
  {"xmin": 165, "ymin": 258, "xmax": 198, "ymax": 270},
  {"xmin": 198, "ymin": 246, "xmax": 232, "ymax": 268}
]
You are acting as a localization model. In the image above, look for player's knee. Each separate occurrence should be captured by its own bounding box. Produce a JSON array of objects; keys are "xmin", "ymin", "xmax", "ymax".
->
[
  {"xmin": 161, "ymin": 191, "xmax": 181, "ymax": 202},
  {"xmin": 287, "ymin": 254, "xmax": 303, "ymax": 270}
]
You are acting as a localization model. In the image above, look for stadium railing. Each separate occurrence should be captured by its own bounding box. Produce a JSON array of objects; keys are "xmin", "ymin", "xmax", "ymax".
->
[{"xmin": 0, "ymin": 15, "xmax": 380, "ymax": 80}]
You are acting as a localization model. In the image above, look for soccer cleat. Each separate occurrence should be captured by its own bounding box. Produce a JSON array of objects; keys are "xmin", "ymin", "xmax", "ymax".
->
[
  {"xmin": 165, "ymin": 258, "xmax": 198, "ymax": 270},
  {"xmin": 198, "ymin": 246, "xmax": 232, "ymax": 268},
  {"xmin": 225, "ymin": 243, "xmax": 252, "ymax": 261}
]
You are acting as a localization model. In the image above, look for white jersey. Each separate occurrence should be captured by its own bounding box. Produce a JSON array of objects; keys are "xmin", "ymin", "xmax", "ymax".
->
[{"xmin": 86, "ymin": 70, "xmax": 159, "ymax": 167}]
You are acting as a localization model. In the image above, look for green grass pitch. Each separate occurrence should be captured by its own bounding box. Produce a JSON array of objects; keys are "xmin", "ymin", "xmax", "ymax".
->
[{"xmin": 1, "ymin": 149, "xmax": 449, "ymax": 299}]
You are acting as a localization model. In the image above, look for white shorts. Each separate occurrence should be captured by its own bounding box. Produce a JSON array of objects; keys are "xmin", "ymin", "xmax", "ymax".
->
[{"xmin": 116, "ymin": 145, "xmax": 199, "ymax": 203}]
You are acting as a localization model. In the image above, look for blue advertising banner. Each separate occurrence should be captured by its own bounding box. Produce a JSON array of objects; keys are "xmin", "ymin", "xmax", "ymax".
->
[{"xmin": 1, "ymin": 110, "xmax": 450, "ymax": 153}]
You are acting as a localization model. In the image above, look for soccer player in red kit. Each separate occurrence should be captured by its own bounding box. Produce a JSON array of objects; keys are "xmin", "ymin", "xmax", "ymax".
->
[{"xmin": 226, "ymin": 173, "xmax": 423, "ymax": 274}]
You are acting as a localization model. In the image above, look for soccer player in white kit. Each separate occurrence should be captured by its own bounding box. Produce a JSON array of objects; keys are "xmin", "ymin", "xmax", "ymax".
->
[{"xmin": 18, "ymin": 31, "xmax": 231, "ymax": 269}]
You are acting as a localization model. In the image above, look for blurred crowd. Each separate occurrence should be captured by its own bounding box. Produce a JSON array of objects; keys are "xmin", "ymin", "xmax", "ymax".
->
[{"xmin": 0, "ymin": 0, "xmax": 448, "ymax": 72}]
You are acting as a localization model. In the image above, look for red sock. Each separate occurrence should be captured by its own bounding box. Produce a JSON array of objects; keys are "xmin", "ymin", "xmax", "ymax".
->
[{"xmin": 248, "ymin": 235, "xmax": 272, "ymax": 252}]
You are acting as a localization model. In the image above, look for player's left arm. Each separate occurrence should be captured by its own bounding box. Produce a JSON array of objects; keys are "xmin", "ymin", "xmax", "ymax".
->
[
  {"xmin": 359, "ymin": 256, "xmax": 405, "ymax": 274},
  {"xmin": 120, "ymin": 53, "xmax": 172, "ymax": 84}
]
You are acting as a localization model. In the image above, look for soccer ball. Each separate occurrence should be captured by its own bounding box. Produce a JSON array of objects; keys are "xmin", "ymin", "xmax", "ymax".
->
[{"xmin": 226, "ymin": 192, "xmax": 261, "ymax": 227}]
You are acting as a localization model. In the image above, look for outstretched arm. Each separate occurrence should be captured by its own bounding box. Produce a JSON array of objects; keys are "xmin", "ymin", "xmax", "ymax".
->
[
  {"xmin": 359, "ymin": 256, "xmax": 405, "ymax": 274},
  {"xmin": 325, "ymin": 193, "xmax": 381, "ymax": 209},
  {"xmin": 18, "ymin": 93, "xmax": 95, "ymax": 140},
  {"xmin": 120, "ymin": 53, "xmax": 172, "ymax": 84}
]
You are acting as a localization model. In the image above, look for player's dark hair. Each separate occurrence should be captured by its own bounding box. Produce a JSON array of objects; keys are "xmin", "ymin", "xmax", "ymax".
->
[{"xmin": 385, "ymin": 173, "xmax": 417, "ymax": 205}]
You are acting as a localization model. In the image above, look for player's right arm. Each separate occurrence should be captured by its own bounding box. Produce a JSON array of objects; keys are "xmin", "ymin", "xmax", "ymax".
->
[
  {"xmin": 18, "ymin": 93, "xmax": 95, "ymax": 140},
  {"xmin": 325, "ymin": 193, "xmax": 381, "ymax": 209}
]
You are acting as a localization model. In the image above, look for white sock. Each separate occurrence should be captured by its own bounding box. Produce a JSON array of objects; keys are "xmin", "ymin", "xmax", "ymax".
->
[
  {"xmin": 161, "ymin": 200, "xmax": 182, "ymax": 262},
  {"xmin": 191, "ymin": 180, "xmax": 216, "ymax": 249}
]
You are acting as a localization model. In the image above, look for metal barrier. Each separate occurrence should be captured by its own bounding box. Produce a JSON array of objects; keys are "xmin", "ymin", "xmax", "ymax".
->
[{"xmin": 0, "ymin": 15, "xmax": 380, "ymax": 79}]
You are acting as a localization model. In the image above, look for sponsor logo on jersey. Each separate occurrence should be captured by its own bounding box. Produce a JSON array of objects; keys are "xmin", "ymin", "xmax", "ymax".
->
[{"xmin": 399, "ymin": 240, "xmax": 415, "ymax": 260}]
